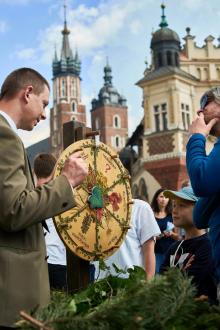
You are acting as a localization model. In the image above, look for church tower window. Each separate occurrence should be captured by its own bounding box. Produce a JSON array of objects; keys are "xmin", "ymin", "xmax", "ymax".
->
[
  {"xmin": 154, "ymin": 103, "xmax": 167, "ymax": 132},
  {"xmin": 113, "ymin": 115, "xmax": 121, "ymax": 128},
  {"xmin": 115, "ymin": 136, "xmax": 120, "ymax": 148},
  {"xmin": 167, "ymin": 51, "xmax": 172, "ymax": 65},
  {"xmin": 72, "ymin": 101, "xmax": 76, "ymax": 112},
  {"xmin": 71, "ymin": 79, "xmax": 76, "ymax": 97},
  {"xmin": 61, "ymin": 79, "xmax": 66, "ymax": 97},
  {"xmin": 181, "ymin": 103, "xmax": 190, "ymax": 130}
]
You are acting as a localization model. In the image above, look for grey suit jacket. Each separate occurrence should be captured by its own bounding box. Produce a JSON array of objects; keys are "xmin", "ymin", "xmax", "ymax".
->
[{"xmin": 0, "ymin": 115, "xmax": 75, "ymax": 326}]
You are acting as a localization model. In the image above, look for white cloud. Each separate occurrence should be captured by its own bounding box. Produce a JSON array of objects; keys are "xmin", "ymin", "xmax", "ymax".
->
[
  {"xmin": 181, "ymin": 0, "xmax": 207, "ymax": 11},
  {"xmin": 23, "ymin": 0, "xmax": 148, "ymax": 66},
  {"xmin": 129, "ymin": 20, "xmax": 142, "ymax": 35},
  {"xmin": 0, "ymin": 20, "xmax": 7, "ymax": 34},
  {"xmin": 15, "ymin": 47, "xmax": 37, "ymax": 60}
]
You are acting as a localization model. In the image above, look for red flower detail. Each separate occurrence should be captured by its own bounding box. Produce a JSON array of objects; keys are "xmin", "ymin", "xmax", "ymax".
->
[
  {"xmin": 96, "ymin": 208, "xmax": 104, "ymax": 221},
  {"xmin": 108, "ymin": 192, "xmax": 122, "ymax": 211}
]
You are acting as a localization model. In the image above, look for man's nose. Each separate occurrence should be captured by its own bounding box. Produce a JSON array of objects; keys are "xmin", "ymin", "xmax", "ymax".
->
[{"xmin": 41, "ymin": 110, "xmax": 46, "ymax": 120}]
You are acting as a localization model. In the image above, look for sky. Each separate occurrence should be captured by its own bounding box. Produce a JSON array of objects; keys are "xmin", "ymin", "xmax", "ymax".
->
[{"xmin": 1, "ymin": 0, "xmax": 220, "ymax": 147}]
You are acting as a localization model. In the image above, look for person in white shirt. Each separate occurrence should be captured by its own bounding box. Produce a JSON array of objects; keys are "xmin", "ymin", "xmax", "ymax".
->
[
  {"xmin": 94, "ymin": 199, "xmax": 161, "ymax": 280},
  {"xmin": 34, "ymin": 153, "xmax": 67, "ymax": 290}
]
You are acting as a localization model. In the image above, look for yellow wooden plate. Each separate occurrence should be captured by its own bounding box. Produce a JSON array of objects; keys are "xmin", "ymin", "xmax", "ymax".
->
[{"xmin": 53, "ymin": 139, "xmax": 132, "ymax": 261}]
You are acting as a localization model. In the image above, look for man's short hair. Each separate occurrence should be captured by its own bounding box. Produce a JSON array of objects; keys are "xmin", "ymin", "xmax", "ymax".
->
[
  {"xmin": 34, "ymin": 153, "xmax": 56, "ymax": 179},
  {"xmin": 0, "ymin": 67, "xmax": 50, "ymax": 101}
]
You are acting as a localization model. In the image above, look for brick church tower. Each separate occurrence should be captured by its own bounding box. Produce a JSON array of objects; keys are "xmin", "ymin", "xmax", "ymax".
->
[
  {"xmin": 90, "ymin": 61, "xmax": 128, "ymax": 151},
  {"xmin": 50, "ymin": 4, "xmax": 86, "ymax": 157}
]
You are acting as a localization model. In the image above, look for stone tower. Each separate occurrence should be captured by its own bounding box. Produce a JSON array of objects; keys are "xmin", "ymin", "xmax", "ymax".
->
[
  {"xmin": 90, "ymin": 61, "xmax": 128, "ymax": 151},
  {"xmin": 50, "ymin": 4, "xmax": 86, "ymax": 157}
]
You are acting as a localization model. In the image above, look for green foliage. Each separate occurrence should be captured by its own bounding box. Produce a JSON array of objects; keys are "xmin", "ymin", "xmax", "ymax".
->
[{"xmin": 20, "ymin": 268, "xmax": 220, "ymax": 330}]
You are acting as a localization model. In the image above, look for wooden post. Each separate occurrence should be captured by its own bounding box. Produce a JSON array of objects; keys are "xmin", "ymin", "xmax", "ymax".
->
[{"xmin": 62, "ymin": 120, "xmax": 99, "ymax": 294}]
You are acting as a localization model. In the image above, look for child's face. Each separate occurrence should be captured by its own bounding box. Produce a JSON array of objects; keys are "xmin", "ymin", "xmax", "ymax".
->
[{"xmin": 172, "ymin": 198, "xmax": 195, "ymax": 229}]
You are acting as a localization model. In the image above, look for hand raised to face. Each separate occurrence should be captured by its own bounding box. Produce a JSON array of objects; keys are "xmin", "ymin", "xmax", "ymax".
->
[{"xmin": 189, "ymin": 112, "xmax": 219, "ymax": 137}]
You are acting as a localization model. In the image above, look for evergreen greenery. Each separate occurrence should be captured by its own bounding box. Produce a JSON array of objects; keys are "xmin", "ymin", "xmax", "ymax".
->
[{"xmin": 19, "ymin": 268, "xmax": 220, "ymax": 330}]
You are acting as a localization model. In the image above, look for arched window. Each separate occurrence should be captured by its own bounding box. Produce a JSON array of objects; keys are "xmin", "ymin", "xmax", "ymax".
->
[
  {"xmin": 197, "ymin": 68, "xmax": 201, "ymax": 80},
  {"xmin": 175, "ymin": 52, "xmax": 179, "ymax": 66},
  {"xmin": 115, "ymin": 136, "xmax": 120, "ymax": 148},
  {"xmin": 139, "ymin": 178, "xmax": 148, "ymax": 201},
  {"xmin": 204, "ymin": 67, "xmax": 209, "ymax": 80},
  {"xmin": 113, "ymin": 115, "xmax": 121, "ymax": 128},
  {"xmin": 72, "ymin": 102, "xmax": 76, "ymax": 112},
  {"xmin": 71, "ymin": 79, "xmax": 76, "ymax": 96},
  {"xmin": 95, "ymin": 118, "xmax": 100, "ymax": 130},
  {"xmin": 61, "ymin": 79, "xmax": 66, "ymax": 97},
  {"xmin": 167, "ymin": 51, "xmax": 172, "ymax": 65},
  {"xmin": 158, "ymin": 52, "xmax": 162, "ymax": 67},
  {"xmin": 132, "ymin": 184, "xmax": 139, "ymax": 198}
]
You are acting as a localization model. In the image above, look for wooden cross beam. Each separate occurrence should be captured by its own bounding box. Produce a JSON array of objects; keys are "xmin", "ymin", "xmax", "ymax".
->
[{"xmin": 63, "ymin": 120, "xmax": 99, "ymax": 293}]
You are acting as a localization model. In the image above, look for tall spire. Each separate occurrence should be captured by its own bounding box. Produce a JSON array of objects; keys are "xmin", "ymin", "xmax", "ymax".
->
[
  {"xmin": 52, "ymin": 1, "xmax": 81, "ymax": 77},
  {"xmin": 61, "ymin": 0, "xmax": 73, "ymax": 60},
  {"xmin": 104, "ymin": 57, "xmax": 113, "ymax": 86},
  {"xmin": 159, "ymin": 3, "xmax": 168, "ymax": 28}
]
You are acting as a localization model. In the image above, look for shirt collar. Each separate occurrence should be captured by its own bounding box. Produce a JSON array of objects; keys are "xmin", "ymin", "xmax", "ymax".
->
[{"xmin": 0, "ymin": 111, "xmax": 17, "ymax": 133}]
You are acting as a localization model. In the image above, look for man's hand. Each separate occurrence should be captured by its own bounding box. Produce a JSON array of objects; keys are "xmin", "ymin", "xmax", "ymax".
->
[
  {"xmin": 189, "ymin": 112, "xmax": 218, "ymax": 137},
  {"xmin": 61, "ymin": 152, "xmax": 88, "ymax": 188}
]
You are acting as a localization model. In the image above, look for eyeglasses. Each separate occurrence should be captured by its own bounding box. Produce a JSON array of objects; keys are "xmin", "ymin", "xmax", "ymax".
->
[
  {"xmin": 200, "ymin": 87, "xmax": 220, "ymax": 110},
  {"xmin": 200, "ymin": 93, "xmax": 209, "ymax": 110}
]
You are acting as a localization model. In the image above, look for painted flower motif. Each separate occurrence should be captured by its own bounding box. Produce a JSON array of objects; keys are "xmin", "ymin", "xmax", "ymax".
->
[
  {"xmin": 108, "ymin": 192, "xmax": 122, "ymax": 211},
  {"xmin": 96, "ymin": 208, "xmax": 104, "ymax": 221}
]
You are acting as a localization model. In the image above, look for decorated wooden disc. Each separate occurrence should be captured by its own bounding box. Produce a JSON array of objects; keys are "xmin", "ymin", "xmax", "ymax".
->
[{"xmin": 53, "ymin": 139, "xmax": 132, "ymax": 261}]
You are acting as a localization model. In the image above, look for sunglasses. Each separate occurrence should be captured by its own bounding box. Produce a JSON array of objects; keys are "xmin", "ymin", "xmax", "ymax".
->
[
  {"xmin": 200, "ymin": 87, "xmax": 220, "ymax": 110},
  {"xmin": 200, "ymin": 94, "xmax": 209, "ymax": 110}
]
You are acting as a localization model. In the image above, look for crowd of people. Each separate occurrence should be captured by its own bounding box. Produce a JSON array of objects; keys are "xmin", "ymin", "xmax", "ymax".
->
[{"xmin": 0, "ymin": 67, "xmax": 220, "ymax": 328}]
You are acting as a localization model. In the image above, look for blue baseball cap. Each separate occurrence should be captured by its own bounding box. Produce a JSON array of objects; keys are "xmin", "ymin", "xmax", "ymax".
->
[{"xmin": 163, "ymin": 186, "xmax": 198, "ymax": 202}]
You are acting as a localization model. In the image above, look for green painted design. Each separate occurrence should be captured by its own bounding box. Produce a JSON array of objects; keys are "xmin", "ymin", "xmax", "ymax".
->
[{"xmin": 88, "ymin": 186, "xmax": 104, "ymax": 209}]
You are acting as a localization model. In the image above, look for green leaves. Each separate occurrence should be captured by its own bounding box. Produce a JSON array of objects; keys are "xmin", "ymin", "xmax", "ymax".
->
[
  {"xmin": 88, "ymin": 186, "xmax": 104, "ymax": 209},
  {"xmin": 19, "ymin": 268, "xmax": 220, "ymax": 330}
]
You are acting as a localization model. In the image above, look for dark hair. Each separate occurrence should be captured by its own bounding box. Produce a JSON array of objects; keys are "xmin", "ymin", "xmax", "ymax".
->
[
  {"xmin": 0, "ymin": 67, "xmax": 50, "ymax": 101},
  {"xmin": 151, "ymin": 188, "xmax": 172, "ymax": 215},
  {"xmin": 34, "ymin": 153, "xmax": 56, "ymax": 179}
]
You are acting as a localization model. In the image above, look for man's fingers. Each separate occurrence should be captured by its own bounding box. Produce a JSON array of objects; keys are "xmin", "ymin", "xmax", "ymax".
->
[
  {"xmin": 207, "ymin": 118, "xmax": 219, "ymax": 130},
  {"xmin": 70, "ymin": 151, "xmax": 83, "ymax": 158},
  {"xmin": 197, "ymin": 111, "xmax": 204, "ymax": 118}
]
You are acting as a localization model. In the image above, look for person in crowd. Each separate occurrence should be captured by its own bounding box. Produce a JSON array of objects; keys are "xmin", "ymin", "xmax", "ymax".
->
[
  {"xmin": 94, "ymin": 198, "xmax": 161, "ymax": 280},
  {"xmin": 151, "ymin": 188, "xmax": 180, "ymax": 273},
  {"xmin": 186, "ymin": 86, "xmax": 220, "ymax": 303},
  {"xmin": 0, "ymin": 67, "xmax": 88, "ymax": 328},
  {"xmin": 34, "ymin": 153, "xmax": 67, "ymax": 290},
  {"xmin": 160, "ymin": 186, "xmax": 217, "ymax": 303}
]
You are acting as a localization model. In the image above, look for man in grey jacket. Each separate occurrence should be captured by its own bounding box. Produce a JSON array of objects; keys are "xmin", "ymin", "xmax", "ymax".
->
[{"xmin": 0, "ymin": 67, "xmax": 88, "ymax": 328}]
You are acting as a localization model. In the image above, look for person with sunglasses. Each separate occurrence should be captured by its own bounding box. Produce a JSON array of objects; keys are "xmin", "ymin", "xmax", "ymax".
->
[{"xmin": 186, "ymin": 87, "xmax": 220, "ymax": 303}]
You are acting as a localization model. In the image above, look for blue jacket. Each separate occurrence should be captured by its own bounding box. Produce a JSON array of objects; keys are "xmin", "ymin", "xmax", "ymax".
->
[{"xmin": 186, "ymin": 134, "xmax": 220, "ymax": 281}]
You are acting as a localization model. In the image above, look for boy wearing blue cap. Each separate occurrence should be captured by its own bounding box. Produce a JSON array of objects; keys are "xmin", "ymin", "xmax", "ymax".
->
[{"xmin": 160, "ymin": 186, "xmax": 217, "ymax": 302}]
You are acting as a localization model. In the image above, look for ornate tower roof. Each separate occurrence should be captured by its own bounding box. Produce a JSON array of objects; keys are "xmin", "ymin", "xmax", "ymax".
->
[
  {"xmin": 150, "ymin": 4, "xmax": 181, "ymax": 69},
  {"xmin": 52, "ymin": 3, "xmax": 81, "ymax": 77},
  {"xmin": 91, "ymin": 60, "xmax": 127, "ymax": 110}
]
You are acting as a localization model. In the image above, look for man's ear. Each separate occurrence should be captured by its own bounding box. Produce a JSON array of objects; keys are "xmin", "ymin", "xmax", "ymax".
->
[{"xmin": 24, "ymin": 85, "xmax": 33, "ymax": 103}]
